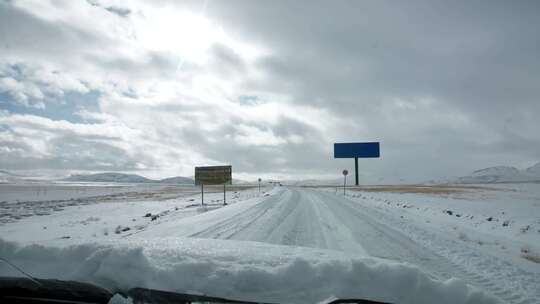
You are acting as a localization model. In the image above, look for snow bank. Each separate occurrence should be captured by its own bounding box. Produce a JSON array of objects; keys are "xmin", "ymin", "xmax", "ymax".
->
[
  {"xmin": 335, "ymin": 184, "xmax": 540, "ymax": 266},
  {"xmin": 316, "ymin": 186, "xmax": 540, "ymax": 303},
  {"xmin": 0, "ymin": 238, "xmax": 499, "ymax": 304}
]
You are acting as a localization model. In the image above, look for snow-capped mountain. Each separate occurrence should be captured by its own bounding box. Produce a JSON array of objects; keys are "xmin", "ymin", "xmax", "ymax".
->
[
  {"xmin": 158, "ymin": 176, "xmax": 195, "ymax": 184},
  {"xmin": 0, "ymin": 170, "xmax": 23, "ymax": 183},
  {"xmin": 63, "ymin": 172, "xmax": 154, "ymax": 183},
  {"xmin": 456, "ymin": 163, "xmax": 540, "ymax": 184},
  {"xmin": 63, "ymin": 172, "xmax": 194, "ymax": 184},
  {"xmin": 525, "ymin": 162, "xmax": 540, "ymax": 176}
]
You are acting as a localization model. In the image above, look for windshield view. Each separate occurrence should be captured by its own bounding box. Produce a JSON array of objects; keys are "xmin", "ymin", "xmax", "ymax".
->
[{"xmin": 0, "ymin": 1, "xmax": 539, "ymax": 303}]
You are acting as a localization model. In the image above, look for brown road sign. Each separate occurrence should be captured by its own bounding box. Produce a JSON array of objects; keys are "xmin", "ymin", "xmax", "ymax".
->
[{"xmin": 195, "ymin": 165, "xmax": 232, "ymax": 185}]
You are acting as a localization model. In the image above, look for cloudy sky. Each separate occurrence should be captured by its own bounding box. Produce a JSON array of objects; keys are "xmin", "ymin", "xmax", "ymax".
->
[{"xmin": 0, "ymin": 0, "xmax": 539, "ymax": 182}]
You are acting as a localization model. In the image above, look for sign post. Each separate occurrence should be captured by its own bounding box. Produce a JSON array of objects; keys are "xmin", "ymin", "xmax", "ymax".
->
[
  {"xmin": 258, "ymin": 178, "xmax": 262, "ymax": 194},
  {"xmin": 195, "ymin": 165, "xmax": 232, "ymax": 206},
  {"xmin": 355, "ymin": 157, "xmax": 359, "ymax": 186},
  {"xmin": 223, "ymin": 183, "xmax": 226, "ymax": 205},
  {"xmin": 334, "ymin": 142, "xmax": 380, "ymax": 186},
  {"xmin": 342, "ymin": 169, "xmax": 348, "ymax": 195}
]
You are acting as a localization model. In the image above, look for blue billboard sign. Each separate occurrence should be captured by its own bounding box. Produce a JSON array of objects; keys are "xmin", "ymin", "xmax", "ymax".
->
[{"xmin": 334, "ymin": 142, "xmax": 380, "ymax": 158}]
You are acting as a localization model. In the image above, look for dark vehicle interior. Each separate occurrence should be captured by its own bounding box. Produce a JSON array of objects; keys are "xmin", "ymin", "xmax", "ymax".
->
[{"xmin": 0, "ymin": 277, "xmax": 391, "ymax": 304}]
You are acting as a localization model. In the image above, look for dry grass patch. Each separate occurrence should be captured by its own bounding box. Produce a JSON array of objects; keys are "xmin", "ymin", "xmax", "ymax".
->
[
  {"xmin": 521, "ymin": 246, "xmax": 540, "ymax": 264},
  {"xmin": 347, "ymin": 185, "xmax": 498, "ymax": 195},
  {"xmin": 522, "ymin": 254, "xmax": 540, "ymax": 264},
  {"xmin": 202, "ymin": 185, "xmax": 256, "ymax": 192}
]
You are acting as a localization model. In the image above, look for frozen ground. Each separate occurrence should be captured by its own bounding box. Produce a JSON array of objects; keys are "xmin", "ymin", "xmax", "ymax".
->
[
  {"xmin": 0, "ymin": 182, "xmax": 144, "ymax": 203},
  {"xmin": 0, "ymin": 183, "xmax": 261, "ymax": 241},
  {"xmin": 0, "ymin": 238, "xmax": 497, "ymax": 304},
  {"xmin": 0, "ymin": 182, "xmax": 255, "ymax": 225},
  {"xmin": 319, "ymin": 185, "xmax": 540, "ymax": 304},
  {"xmin": 1, "ymin": 182, "xmax": 539, "ymax": 303}
]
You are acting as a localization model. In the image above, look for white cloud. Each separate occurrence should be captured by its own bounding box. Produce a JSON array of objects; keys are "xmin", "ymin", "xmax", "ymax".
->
[
  {"xmin": 0, "ymin": 0, "xmax": 539, "ymax": 181},
  {"xmin": 234, "ymin": 124, "xmax": 287, "ymax": 146},
  {"xmin": 0, "ymin": 62, "xmax": 91, "ymax": 108},
  {"xmin": 0, "ymin": 76, "xmax": 44, "ymax": 106}
]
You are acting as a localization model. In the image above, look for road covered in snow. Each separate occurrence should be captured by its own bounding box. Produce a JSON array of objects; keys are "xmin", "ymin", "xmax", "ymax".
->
[
  {"xmin": 135, "ymin": 186, "xmax": 539, "ymax": 304},
  {"xmin": 1, "ymin": 183, "xmax": 539, "ymax": 303}
]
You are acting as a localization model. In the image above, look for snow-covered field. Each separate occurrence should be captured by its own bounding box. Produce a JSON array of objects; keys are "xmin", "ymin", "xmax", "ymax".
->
[
  {"xmin": 0, "ymin": 183, "xmax": 261, "ymax": 241},
  {"xmin": 338, "ymin": 183, "xmax": 540, "ymax": 268},
  {"xmin": 319, "ymin": 184, "xmax": 540, "ymax": 303},
  {"xmin": 1, "ymin": 182, "xmax": 539, "ymax": 303}
]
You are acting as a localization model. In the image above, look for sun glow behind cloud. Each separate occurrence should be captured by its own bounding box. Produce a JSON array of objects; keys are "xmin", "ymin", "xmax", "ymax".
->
[
  {"xmin": 134, "ymin": 8, "xmax": 219, "ymax": 63},
  {"xmin": 131, "ymin": 4, "xmax": 263, "ymax": 70}
]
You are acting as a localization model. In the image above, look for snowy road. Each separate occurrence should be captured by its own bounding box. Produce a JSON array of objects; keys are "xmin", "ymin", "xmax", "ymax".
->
[
  {"xmin": 192, "ymin": 188, "xmax": 413, "ymax": 258},
  {"xmin": 160, "ymin": 187, "xmax": 538, "ymax": 304},
  {"xmin": 189, "ymin": 188, "xmax": 453, "ymax": 266}
]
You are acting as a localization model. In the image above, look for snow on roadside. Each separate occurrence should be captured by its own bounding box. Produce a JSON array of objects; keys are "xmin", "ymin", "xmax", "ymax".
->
[
  {"xmin": 133, "ymin": 187, "xmax": 286, "ymax": 239},
  {"xmin": 323, "ymin": 184, "xmax": 540, "ymax": 269},
  {"xmin": 0, "ymin": 182, "xmax": 154, "ymax": 204},
  {"xmin": 0, "ymin": 185, "xmax": 270, "ymax": 244},
  {"xmin": 316, "ymin": 184, "xmax": 540, "ymax": 303},
  {"xmin": 0, "ymin": 237, "xmax": 500, "ymax": 304},
  {"xmin": 0, "ymin": 183, "xmax": 172, "ymax": 225}
]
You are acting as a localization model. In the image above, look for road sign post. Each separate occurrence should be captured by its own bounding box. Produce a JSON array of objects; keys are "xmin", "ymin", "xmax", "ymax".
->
[
  {"xmin": 342, "ymin": 169, "xmax": 348, "ymax": 195},
  {"xmin": 195, "ymin": 165, "xmax": 232, "ymax": 206},
  {"xmin": 355, "ymin": 157, "xmax": 358, "ymax": 186},
  {"xmin": 334, "ymin": 142, "xmax": 380, "ymax": 186},
  {"xmin": 223, "ymin": 183, "xmax": 226, "ymax": 205}
]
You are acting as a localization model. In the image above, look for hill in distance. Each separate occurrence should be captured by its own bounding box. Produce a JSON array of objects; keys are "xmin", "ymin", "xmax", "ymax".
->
[
  {"xmin": 0, "ymin": 170, "xmax": 23, "ymax": 183},
  {"xmin": 525, "ymin": 162, "xmax": 540, "ymax": 176},
  {"xmin": 456, "ymin": 162, "xmax": 540, "ymax": 184},
  {"xmin": 63, "ymin": 172, "xmax": 194, "ymax": 184},
  {"xmin": 159, "ymin": 176, "xmax": 195, "ymax": 184}
]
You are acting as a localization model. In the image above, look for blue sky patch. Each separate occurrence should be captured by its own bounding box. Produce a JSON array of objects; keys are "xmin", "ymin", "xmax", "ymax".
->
[{"xmin": 0, "ymin": 90, "xmax": 101, "ymax": 123}]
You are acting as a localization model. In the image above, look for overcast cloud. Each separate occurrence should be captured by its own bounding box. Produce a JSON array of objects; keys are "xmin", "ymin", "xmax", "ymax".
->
[{"xmin": 0, "ymin": 0, "xmax": 539, "ymax": 182}]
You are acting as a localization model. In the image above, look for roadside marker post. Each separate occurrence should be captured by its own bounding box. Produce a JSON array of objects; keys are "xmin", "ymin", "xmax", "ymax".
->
[
  {"xmin": 258, "ymin": 178, "xmax": 262, "ymax": 194},
  {"xmin": 334, "ymin": 142, "xmax": 380, "ymax": 186},
  {"xmin": 342, "ymin": 169, "xmax": 348, "ymax": 196},
  {"xmin": 355, "ymin": 157, "xmax": 359, "ymax": 187}
]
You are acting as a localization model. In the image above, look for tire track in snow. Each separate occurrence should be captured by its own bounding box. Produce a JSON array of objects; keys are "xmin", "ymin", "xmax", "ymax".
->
[
  {"xmin": 182, "ymin": 187, "xmax": 536, "ymax": 303},
  {"xmin": 315, "ymin": 190, "xmax": 539, "ymax": 304},
  {"xmin": 189, "ymin": 189, "xmax": 296, "ymax": 239},
  {"xmin": 188, "ymin": 188, "xmax": 345, "ymax": 250}
]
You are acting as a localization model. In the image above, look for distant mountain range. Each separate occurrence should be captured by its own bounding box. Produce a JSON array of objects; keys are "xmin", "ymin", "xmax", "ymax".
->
[
  {"xmin": 455, "ymin": 162, "xmax": 540, "ymax": 184},
  {"xmin": 0, "ymin": 170, "xmax": 23, "ymax": 183},
  {"xmin": 0, "ymin": 170, "xmax": 253, "ymax": 185},
  {"xmin": 62, "ymin": 172, "xmax": 194, "ymax": 184},
  {"xmin": 3, "ymin": 163, "xmax": 540, "ymax": 185},
  {"xmin": 0, "ymin": 170, "xmax": 21, "ymax": 176},
  {"xmin": 158, "ymin": 176, "xmax": 196, "ymax": 184}
]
